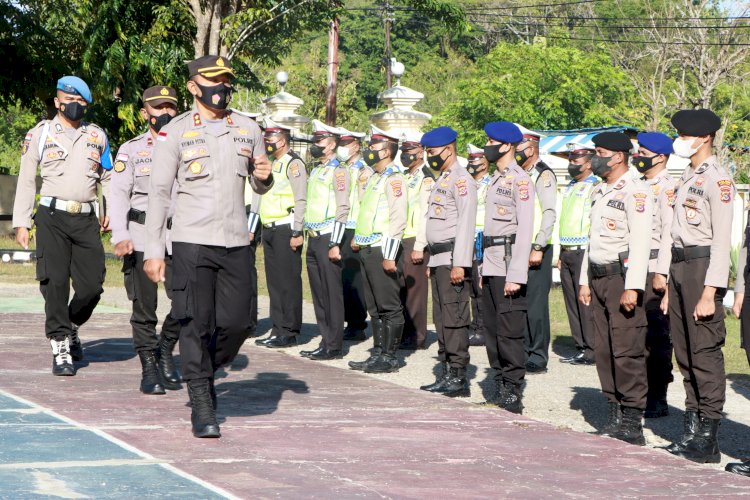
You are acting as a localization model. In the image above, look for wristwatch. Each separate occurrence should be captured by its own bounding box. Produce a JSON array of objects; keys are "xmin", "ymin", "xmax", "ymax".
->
[
  {"xmin": 291, "ymin": 230, "xmax": 302, "ymax": 238},
  {"xmin": 532, "ymin": 244, "xmax": 543, "ymax": 251},
  {"xmin": 328, "ymin": 241, "xmax": 339, "ymax": 249}
]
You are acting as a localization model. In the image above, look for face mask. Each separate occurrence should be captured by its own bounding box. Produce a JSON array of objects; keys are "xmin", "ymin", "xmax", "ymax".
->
[
  {"xmin": 336, "ymin": 146, "xmax": 353, "ymax": 162},
  {"xmin": 309, "ymin": 144, "xmax": 326, "ymax": 158},
  {"xmin": 59, "ymin": 102, "xmax": 86, "ymax": 122},
  {"xmin": 195, "ymin": 82, "xmax": 232, "ymax": 110},
  {"xmin": 362, "ymin": 148, "xmax": 382, "ymax": 167},
  {"xmin": 673, "ymin": 137, "xmax": 700, "ymax": 159},
  {"xmin": 631, "ymin": 155, "xmax": 654, "ymax": 173},
  {"xmin": 567, "ymin": 163, "xmax": 585, "ymax": 178},
  {"xmin": 483, "ymin": 144, "xmax": 508, "ymax": 164},
  {"xmin": 400, "ymin": 152, "xmax": 417, "ymax": 167},
  {"xmin": 265, "ymin": 140, "xmax": 280, "ymax": 155},
  {"xmin": 427, "ymin": 148, "xmax": 448, "ymax": 171},
  {"xmin": 591, "ymin": 155, "xmax": 614, "ymax": 177},
  {"xmin": 514, "ymin": 148, "xmax": 529, "ymax": 165},
  {"xmin": 149, "ymin": 113, "xmax": 172, "ymax": 133}
]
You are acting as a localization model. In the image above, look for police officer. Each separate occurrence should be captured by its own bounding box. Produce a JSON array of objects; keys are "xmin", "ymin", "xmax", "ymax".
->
[
  {"xmin": 254, "ymin": 117, "xmax": 306, "ymax": 349},
  {"xmin": 244, "ymin": 187, "xmax": 261, "ymax": 337},
  {"xmin": 416, "ymin": 127, "xmax": 477, "ymax": 397},
  {"xmin": 336, "ymin": 127, "xmax": 371, "ymax": 341},
  {"xmin": 558, "ymin": 144, "xmax": 597, "ymax": 366},
  {"xmin": 515, "ymin": 125, "xmax": 556, "ymax": 374},
  {"xmin": 14, "ymin": 76, "xmax": 112, "ymax": 376},
  {"xmin": 579, "ymin": 132, "xmax": 652, "ymax": 445},
  {"xmin": 632, "ymin": 132, "xmax": 676, "ymax": 419},
  {"xmin": 299, "ymin": 120, "xmax": 350, "ymax": 360},
  {"xmin": 400, "ymin": 131, "xmax": 434, "ymax": 350},
  {"xmin": 109, "ymin": 86, "xmax": 182, "ymax": 394},
  {"xmin": 474, "ymin": 122, "xmax": 535, "ymax": 414},
  {"xmin": 665, "ymin": 109, "xmax": 732, "ymax": 463},
  {"xmin": 348, "ymin": 125, "xmax": 408, "ymax": 373},
  {"xmin": 466, "ymin": 144, "xmax": 490, "ymax": 347},
  {"xmin": 144, "ymin": 55, "xmax": 273, "ymax": 438}
]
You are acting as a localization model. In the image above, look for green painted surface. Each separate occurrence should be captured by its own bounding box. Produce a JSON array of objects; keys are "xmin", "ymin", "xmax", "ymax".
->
[{"xmin": 0, "ymin": 296, "xmax": 127, "ymax": 314}]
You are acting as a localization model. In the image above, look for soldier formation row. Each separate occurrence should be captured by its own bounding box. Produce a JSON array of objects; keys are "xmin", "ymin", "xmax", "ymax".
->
[{"xmin": 11, "ymin": 55, "xmax": 750, "ymax": 477}]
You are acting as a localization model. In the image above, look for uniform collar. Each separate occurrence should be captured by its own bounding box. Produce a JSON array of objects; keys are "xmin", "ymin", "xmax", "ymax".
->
[{"xmin": 50, "ymin": 114, "xmax": 87, "ymax": 144}]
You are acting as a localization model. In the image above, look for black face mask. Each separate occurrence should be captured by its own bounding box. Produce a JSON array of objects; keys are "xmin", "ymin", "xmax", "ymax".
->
[
  {"xmin": 362, "ymin": 148, "xmax": 382, "ymax": 167},
  {"xmin": 400, "ymin": 152, "xmax": 417, "ymax": 168},
  {"xmin": 514, "ymin": 148, "xmax": 529, "ymax": 165},
  {"xmin": 632, "ymin": 155, "xmax": 654, "ymax": 174},
  {"xmin": 483, "ymin": 144, "xmax": 509, "ymax": 164},
  {"xmin": 467, "ymin": 161, "xmax": 484, "ymax": 176},
  {"xmin": 567, "ymin": 162, "xmax": 585, "ymax": 178},
  {"xmin": 591, "ymin": 155, "xmax": 614, "ymax": 177},
  {"xmin": 149, "ymin": 113, "xmax": 172, "ymax": 133},
  {"xmin": 59, "ymin": 102, "xmax": 86, "ymax": 122},
  {"xmin": 195, "ymin": 82, "xmax": 232, "ymax": 110},
  {"xmin": 310, "ymin": 144, "xmax": 326, "ymax": 158},
  {"xmin": 265, "ymin": 140, "xmax": 280, "ymax": 155},
  {"xmin": 426, "ymin": 148, "xmax": 448, "ymax": 171}
]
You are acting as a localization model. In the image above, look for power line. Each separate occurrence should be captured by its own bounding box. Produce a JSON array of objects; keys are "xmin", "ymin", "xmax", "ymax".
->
[{"xmin": 462, "ymin": 11, "xmax": 750, "ymax": 21}]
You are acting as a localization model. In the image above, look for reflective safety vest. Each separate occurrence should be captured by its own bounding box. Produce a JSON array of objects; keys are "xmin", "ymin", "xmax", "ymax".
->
[
  {"xmin": 305, "ymin": 158, "xmax": 340, "ymax": 229},
  {"xmin": 259, "ymin": 152, "xmax": 299, "ymax": 224},
  {"xmin": 355, "ymin": 165, "xmax": 402, "ymax": 245},
  {"xmin": 529, "ymin": 162, "xmax": 554, "ymax": 245},
  {"xmin": 475, "ymin": 174, "xmax": 491, "ymax": 232},
  {"xmin": 346, "ymin": 158, "xmax": 367, "ymax": 229},
  {"xmin": 404, "ymin": 166, "xmax": 432, "ymax": 239},
  {"xmin": 558, "ymin": 175, "xmax": 598, "ymax": 246}
]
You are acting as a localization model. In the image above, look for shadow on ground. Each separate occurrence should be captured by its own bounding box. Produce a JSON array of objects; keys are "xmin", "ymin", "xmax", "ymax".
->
[{"xmin": 215, "ymin": 371, "xmax": 309, "ymax": 419}]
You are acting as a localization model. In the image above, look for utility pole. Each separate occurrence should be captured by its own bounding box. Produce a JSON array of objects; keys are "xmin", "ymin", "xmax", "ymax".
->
[
  {"xmin": 383, "ymin": 0, "xmax": 393, "ymax": 88},
  {"xmin": 325, "ymin": 16, "xmax": 339, "ymax": 126}
]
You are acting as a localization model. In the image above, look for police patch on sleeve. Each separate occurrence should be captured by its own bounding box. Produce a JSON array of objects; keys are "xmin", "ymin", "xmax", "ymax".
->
[{"xmin": 114, "ymin": 161, "xmax": 126, "ymax": 173}]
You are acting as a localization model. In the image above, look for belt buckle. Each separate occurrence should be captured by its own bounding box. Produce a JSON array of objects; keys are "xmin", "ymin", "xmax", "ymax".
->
[{"xmin": 67, "ymin": 201, "xmax": 82, "ymax": 214}]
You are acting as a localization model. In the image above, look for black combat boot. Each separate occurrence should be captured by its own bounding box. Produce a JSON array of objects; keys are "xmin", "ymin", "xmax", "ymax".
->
[
  {"xmin": 69, "ymin": 324, "xmax": 84, "ymax": 361},
  {"xmin": 499, "ymin": 381, "xmax": 523, "ymax": 414},
  {"xmin": 486, "ymin": 378, "xmax": 506, "ymax": 405},
  {"xmin": 187, "ymin": 378, "xmax": 220, "ymax": 438},
  {"xmin": 665, "ymin": 410, "xmax": 699, "ymax": 453},
  {"xmin": 672, "ymin": 416, "xmax": 720, "ymax": 463},
  {"xmin": 365, "ymin": 322, "xmax": 401, "ymax": 373},
  {"xmin": 138, "ymin": 350, "xmax": 166, "ymax": 395},
  {"xmin": 726, "ymin": 459, "xmax": 750, "ymax": 477},
  {"xmin": 157, "ymin": 336, "xmax": 181, "ymax": 390},
  {"xmin": 420, "ymin": 362, "xmax": 449, "ymax": 392},
  {"xmin": 438, "ymin": 367, "xmax": 470, "ymax": 397},
  {"xmin": 343, "ymin": 325, "xmax": 367, "ymax": 341},
  {"xmin": 50, "ymin": 337, "xmax": 75, "ymax": 376},
  {"xmin": 645, "ymin": 383, "xmax": 669, "ymax": 418},
  {"xmin": 613, "ymin": 406, "xmax": 645, "ymax": 446},
  {"xmin": 600, "ymin": 401, "xmax": 622, "ymax": 436},
  {"xmin": 349, "ymin": 319, "xmax": 383, "ymax": 371},
  {"xmin": 468, "ymin": 330, "xmax": 485, "ymax": 347}
]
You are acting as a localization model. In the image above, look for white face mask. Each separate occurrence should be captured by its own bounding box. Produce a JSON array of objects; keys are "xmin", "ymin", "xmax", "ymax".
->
[
  {"xmin": 336, "ymin": 145, "xmax": 353, "ymax": 162},
  {"xmin": 672, "ymin": 137, "xmax": 701, "ymax": 159}
]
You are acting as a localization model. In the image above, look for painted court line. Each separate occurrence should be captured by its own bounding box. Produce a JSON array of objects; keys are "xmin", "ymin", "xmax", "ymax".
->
[{"xmin": 0, "ymin": 388, "xmax": 241, "ymax": 500}]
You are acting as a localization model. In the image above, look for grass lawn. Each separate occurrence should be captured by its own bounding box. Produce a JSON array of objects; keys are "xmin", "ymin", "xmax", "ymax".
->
[{"xmin": 1, "ymin": 235, "xmax": 748, "ymax": 375}]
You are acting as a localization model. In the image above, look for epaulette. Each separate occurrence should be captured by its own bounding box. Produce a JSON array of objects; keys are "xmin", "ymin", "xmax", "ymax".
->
[{"xmin": 421, "ymin": 165, "xmax": 436, "ymax": 180}]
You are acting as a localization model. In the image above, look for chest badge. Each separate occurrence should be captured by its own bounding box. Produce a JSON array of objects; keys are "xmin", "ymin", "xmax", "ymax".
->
[{"xmin": 189, "ymin": 161, "xmax": 203, "ymax": 175}]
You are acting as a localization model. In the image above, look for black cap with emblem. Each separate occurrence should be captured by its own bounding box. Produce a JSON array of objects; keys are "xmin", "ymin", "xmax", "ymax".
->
[
  {"xmin": 187, "ymin": 55, "xmax": 236, "ymax": 79},
  {"xmin": 671, "ymin": 109, "xmax": 722, "ymax": 137},
  {"xmin": 142, "ymin": 86, "xmax": 178, "ymax": 107}
]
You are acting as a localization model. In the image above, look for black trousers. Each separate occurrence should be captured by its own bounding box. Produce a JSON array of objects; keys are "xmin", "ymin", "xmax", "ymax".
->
[
  {"xmin": 306, "ymin": 233, "xmax": 345, "ymax": 351},
  {"xmin": 559, "ymin": 248, "xmax": 595, "ymax": 358},
  {"xmin": 341, "ymin": 229, "xmax": 368, "ymax": 330},
  {"xmin": 524, "ymin": 245, "xmax": 553, "ymax": 367},
  {"xmin": 644, "ymin": 271, "xmax": 673, "ymax": 401},
  {"xmin": 248, "ymin": 241, "xmax": 258, "ymax": 336},
  {"xmin": 401, "ymin": 237, "xmax": 430, "ymax": 345},
  {"xmin": 670, "ymin": 257, "xmax": 726, "ymax": 420},
  {"xmin": 742, "ymin": 275, "xmax": 750, "ymax": 367},
  {"xmin": 122, "ymin": 251, "xmax": 181, "ymax": 352},
  {"xmin": 359, "ymin": 246, "xmax": 404, "ymax": 325},
  {"xmin": 171, "ymin": 243, "xmax": 254, "ymax": 381},
  {"xmin": 261, "ymin": 223, "xmax": 302, "ymax": 338},
  {"xmin": 483, "ymin": 275, "xmax": 528, "ymax": 385},
  {"xmin": 430, "ymin": 265, "xmax": 471, "ymax": 369},
  {"xmin": 470, "ymin": 260, "xmax": 485, "ymax": 336},
  {"xmin": 34, "ymin": 205, "xmax": 105, "ymax": 340}
]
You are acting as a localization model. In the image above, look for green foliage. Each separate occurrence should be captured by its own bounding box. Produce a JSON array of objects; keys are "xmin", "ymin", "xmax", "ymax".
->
[{"xmin": 0, "ymin": 102, "xmax": 43, "ymax": 174}]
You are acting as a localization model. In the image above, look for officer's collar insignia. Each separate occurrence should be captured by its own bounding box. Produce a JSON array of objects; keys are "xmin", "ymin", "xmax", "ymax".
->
[
  {"xmin": 696, "ymin": 163, "xmax": 708, "ymax": 174},
  {"xmin": 613, "ymin": 179, "xmax": 626, "ymax": 190},
  {"xmin": 55, "ymin": 123, "xmax": 63, "ymax": 133},
  {"xmin": 193, "ymin": 113, "xmax": 202, "ymax": 127},
  {"xmin": 147, "ymin": 137, "xmax": 153, "ymax": 146},
  {"xmin": 226, "ymin": 114, "xmax": 234, "ymax": 126}
]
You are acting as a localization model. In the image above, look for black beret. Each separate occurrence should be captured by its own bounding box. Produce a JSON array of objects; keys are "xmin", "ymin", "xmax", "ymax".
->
[
  {"xmin": 671, "ymin": 109, "xmax": 721, "ymax": 136},
  {"xmin": 592, "ymin": 132, "xmax": 632, "ymax": 152}
]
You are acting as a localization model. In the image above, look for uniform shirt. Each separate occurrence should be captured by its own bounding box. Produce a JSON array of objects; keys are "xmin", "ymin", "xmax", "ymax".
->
[
  {"xmin": 405, "ymin": 165, "xmax": 435, "ymax": 252},
  {"xmin": 481, "ymin": 161, "xmax": 535, "ymax": 282},
  {"xmin": 426, "ymin": 161, "xmax": 477, "ymax": 268},
  {"xmin": 259, "ymin": 151, "xmax": 307, "ymax": 231},
  {"xmin": 641, "ymin": 168, "xmax": 676, "ymax": 276},
  {"xmin": 144, "ymin": 108, "xmax": 271, "ymax": 260},
  {"xmin": 354, "ymin": 164, "xmax": 407, "ymax": 260},
  {"xmin": 580, "ymin": 172, "xmax": 652, "ymax": 291},
  {"xmin": 558, "ymin": 175, "xmax": 598, "ymax": 246},
  {"xmin": 528, "ymin": 160, "xmax": 557, "ymax": 246},
  {"xmin": 670, "ymin": 155, "xmax": 734, "ymax": 288},
  {"xmin": 305, "ymin": 157, "xmax": 350, "ymax": 233},
  {"xmin": 735, "ymin": 212, "xmax": 750, "ymax": 293},
  {"xmin": 14, "ymin": 115, "xmax": 112, "ymax": 229},
  {"xmin": 475, "ymin": 173, "xmax": 492, "ymax": 232}
]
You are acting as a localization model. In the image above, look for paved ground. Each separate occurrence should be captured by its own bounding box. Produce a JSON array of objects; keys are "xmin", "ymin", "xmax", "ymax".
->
[{"xmin": 2, "ymin": 282, "xmax": 750, "ymax": 498}]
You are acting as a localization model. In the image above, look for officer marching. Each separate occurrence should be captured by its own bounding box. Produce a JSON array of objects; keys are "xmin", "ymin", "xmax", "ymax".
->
[
  {"xmin": 466, "ymin": 144, "xmax": 491, "ymax": 347},
  {"xmin": 418, "ymin": 127, "xmax": 477, "ymax": 397},
  {"xmin": 348, "ymin": 125, "xmax": 408, "ymax": 373},
  {"xmin": 300, "ymin": 120, "xmax": 350, "ymax": 360},
  {"xmin": 144, "ymin": 55, "xmax": 273, "ymax": 438},
  {"xmin": 14, "ymin": 76, "xmax": 112, "ymax": 376},
  {"xmin": 109, "ymin": 86, "xmax": 182, "ymax": 394},
  {"xmin": 579, "ymin": 132, "xmax": 652, "ymax": 445},
  {"xmin": 558, "ymin": 144, "xmax": 597, "ymax": 366},
  {"xmin": 665, "ymin": 109, "xmax": 733, "ymax": 463},
  {"xmin": 254, "ymin": 117, "xmax": 307, "ymax": 349}
]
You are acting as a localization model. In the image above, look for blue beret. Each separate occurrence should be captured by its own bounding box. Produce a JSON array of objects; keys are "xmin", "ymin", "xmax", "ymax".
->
[
  {"xmin": 637, "ymin": 132, "xmax": 673, "ymax": 155},
  {"xmin": 484, "ymin": 121, "xmax": 523, "ymax": 143},
  {"xmin": 421, "ymin": 126, "xmax": 458, "ymax": 148},
  {"xmin": 57, "ymin": 76, "xmax": 92, "ymax": 104}
]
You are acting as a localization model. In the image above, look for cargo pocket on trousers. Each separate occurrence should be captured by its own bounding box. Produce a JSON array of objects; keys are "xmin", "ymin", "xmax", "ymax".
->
[
  {"xmin": 169, "ymin": 269, "xmax": 192, "ymax": 321},
  {"xmin": 443, "ymin": 283, "xmax": 471, "ymax": 328},
  {"xmin": 611, "ymin": 326, "xmax": 647, "ymax": 358},
  {"xmin": 693, "ymin": 319, "xmax": 727, "ymax": 354},
  {"xmin": 35, "ymin": 248, "xmax": 47, "ymax": 282}
]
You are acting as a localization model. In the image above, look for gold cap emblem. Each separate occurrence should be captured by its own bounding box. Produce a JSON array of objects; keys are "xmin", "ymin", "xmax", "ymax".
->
[
  {"xmin": 216, "ymin": 57, "xmax": 225, "ymax": 67},
  {"xmin": 160, "ymin": 88, "xmax": 169, "ymax": 96}
]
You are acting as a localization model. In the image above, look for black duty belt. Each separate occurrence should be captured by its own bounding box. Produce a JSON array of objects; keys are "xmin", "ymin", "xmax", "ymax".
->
[
  {"xmin": 589, "ymin": 261, "xmax": 624, "ymax": 279},
  {"xmin": 672, "ymin": 245, "xmax": 711, "ymax": 263},
  {"xmin": 428, "ymin": 239, "xmax": 455, "ymax": 255},
  {"xmin": 482, "ymin": 234, "xmax": 516, "ymax": 249},
  {"xmin": 127, "ymin": 208, "xmax": 172, "ymax": 229}
]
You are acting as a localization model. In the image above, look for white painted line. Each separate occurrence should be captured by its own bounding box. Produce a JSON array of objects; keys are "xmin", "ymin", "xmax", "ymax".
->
[
  {"xmin": 0, "ymin": 389, "xmax": 240, "ymax": 500},
  {"xmin": 0, "ymin": 458, "xmax": 165, "ymax": 470}
]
